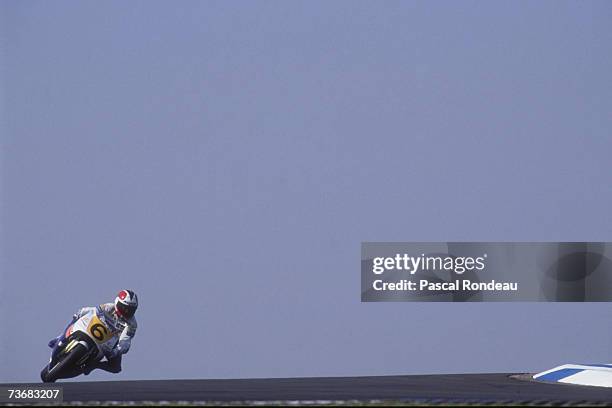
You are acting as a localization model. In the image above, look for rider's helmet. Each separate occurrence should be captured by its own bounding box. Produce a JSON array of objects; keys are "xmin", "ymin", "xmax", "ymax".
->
[{"xmin": 114, "ymin": 290, "xmax": 138, "ymax": 319}]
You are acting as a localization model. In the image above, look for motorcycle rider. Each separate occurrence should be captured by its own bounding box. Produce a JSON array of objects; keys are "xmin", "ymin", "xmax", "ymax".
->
[{"xmin": 46, "ymin": 290, "xmax": 138, "ymax": 378}]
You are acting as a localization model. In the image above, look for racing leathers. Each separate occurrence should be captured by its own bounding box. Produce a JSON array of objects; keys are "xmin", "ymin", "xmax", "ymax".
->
[{"xmin": 81, "ymin": 303, "xmax": 137, "ymax": 359}]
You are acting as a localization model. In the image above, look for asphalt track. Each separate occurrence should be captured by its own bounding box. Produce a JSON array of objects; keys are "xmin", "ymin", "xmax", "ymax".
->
[{"xmin": 4, "ymin": 373, "xmax": 612, "ymax": 404}]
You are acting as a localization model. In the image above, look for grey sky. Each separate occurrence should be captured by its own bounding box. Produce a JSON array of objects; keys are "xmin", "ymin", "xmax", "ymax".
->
[{"xmin": 1, "ymin": 0, "xmax": 612, "ymax": 382}]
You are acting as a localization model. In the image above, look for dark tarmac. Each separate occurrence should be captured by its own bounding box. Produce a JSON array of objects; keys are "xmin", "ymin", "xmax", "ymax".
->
[{"xmin": 3, "ymin": 373, "xmax": 612, "ymax": 404}]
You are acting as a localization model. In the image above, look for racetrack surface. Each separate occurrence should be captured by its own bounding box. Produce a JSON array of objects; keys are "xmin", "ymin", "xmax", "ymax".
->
[{"xmin": 3, "ymin": 374, "xmax": 612, "ymax": 405}]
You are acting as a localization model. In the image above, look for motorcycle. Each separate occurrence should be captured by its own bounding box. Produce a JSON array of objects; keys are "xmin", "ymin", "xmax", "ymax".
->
[{"xmin": 41, "ymin": 308, "xmax": 116, "ymax": 382}]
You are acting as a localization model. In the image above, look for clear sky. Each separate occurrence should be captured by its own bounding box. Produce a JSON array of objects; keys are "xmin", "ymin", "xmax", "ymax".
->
[{"xmin": 1, "ymin": 0, "xmax": 612, "ymax": 382}]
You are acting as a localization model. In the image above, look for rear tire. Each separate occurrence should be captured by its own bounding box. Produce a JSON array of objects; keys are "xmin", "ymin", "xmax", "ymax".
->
[{"xmin": 44, "ymin": 343, "xmax": 88, "ymax": 382}]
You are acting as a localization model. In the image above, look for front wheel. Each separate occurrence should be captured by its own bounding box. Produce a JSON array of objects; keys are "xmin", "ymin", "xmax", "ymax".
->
[
  {"xmin": 42, "ymin": 343, "xmax": 88, "ymax": 383},
  {"xmin": 40, "ymin": 366, "xmax": 52, "ymax": 383}
]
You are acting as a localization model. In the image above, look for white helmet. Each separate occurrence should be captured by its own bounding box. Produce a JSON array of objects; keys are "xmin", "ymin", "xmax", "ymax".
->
[{"xmin": 114, "ymin": 289, "xmax": 138, "ymax": 319}]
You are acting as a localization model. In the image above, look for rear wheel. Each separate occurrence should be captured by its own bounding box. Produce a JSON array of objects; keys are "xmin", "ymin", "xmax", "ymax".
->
[{"xmin": 42, "ymin": 342, "xmax": 88, "ymax": 383}]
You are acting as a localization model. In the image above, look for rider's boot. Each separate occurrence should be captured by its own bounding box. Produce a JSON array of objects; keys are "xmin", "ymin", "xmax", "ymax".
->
[{"xmin": 84, "ymin": 356, "xmax": 122, "ymax": 375}]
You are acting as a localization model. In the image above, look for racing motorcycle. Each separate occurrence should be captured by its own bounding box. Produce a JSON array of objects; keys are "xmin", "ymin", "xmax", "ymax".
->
[{"xmin": 41, "ymin": 308, "xmax": 116, "ymax": 382}]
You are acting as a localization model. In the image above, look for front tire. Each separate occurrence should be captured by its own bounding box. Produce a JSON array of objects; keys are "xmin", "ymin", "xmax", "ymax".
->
[
  {"xmin": 43, "ymin": 343, "xmax": 88, "ymax": 383},
  {"xmin": 40, "ymin": 366, "xmax": 53, "ymax": 383}
]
